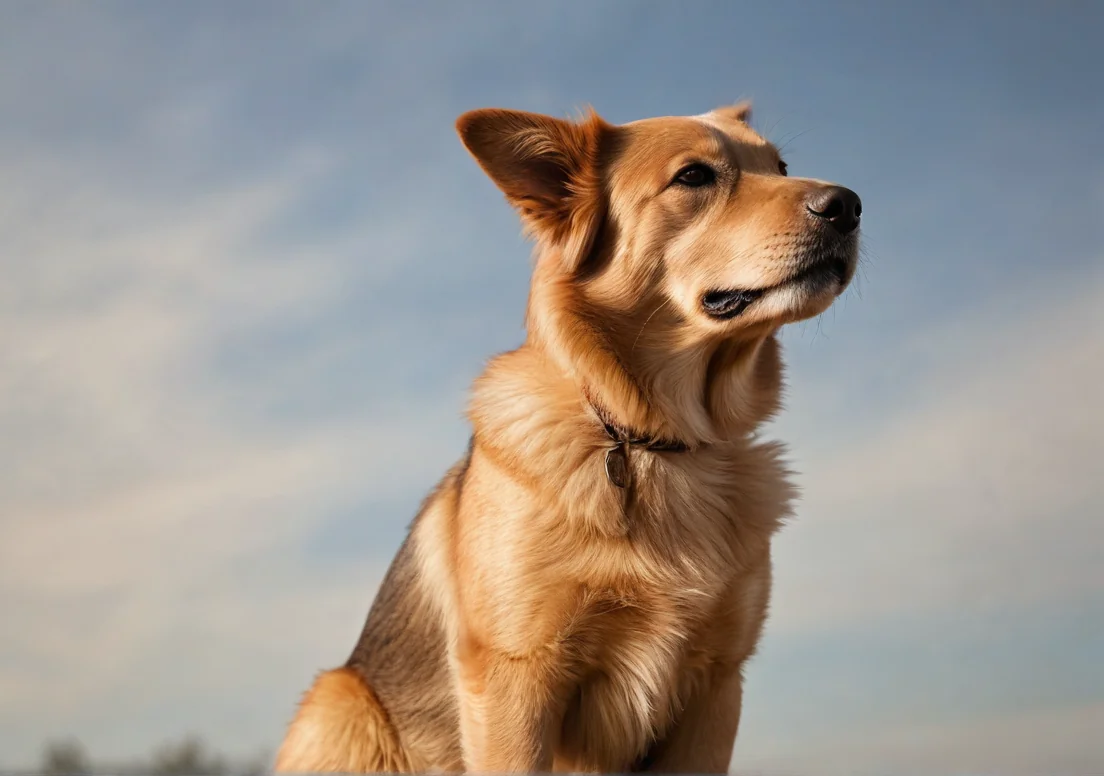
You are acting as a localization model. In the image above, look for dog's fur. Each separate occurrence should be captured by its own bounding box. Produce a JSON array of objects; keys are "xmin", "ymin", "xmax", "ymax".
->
[{"xmin": 274, "ymin": 101, "xmax": 861, "ymax": 773}]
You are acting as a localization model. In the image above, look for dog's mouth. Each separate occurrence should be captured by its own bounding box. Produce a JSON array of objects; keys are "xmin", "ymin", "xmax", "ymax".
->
[{"xmin": 702, "ymin": 257, "xmax": 850, "ymax": 320}]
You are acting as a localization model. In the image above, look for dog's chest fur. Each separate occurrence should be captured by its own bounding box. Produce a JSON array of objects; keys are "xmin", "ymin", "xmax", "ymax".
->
[
  {"xmin": 438, "ymin": 399, "xmax": 787, "ymax": 768},
  {"xmin": 374, "ymin": 346, "xmax": 795, "ymax": 771},
  {"xmin": 549, "ymin": 573, "xmax": 740, "ymax": 771}
]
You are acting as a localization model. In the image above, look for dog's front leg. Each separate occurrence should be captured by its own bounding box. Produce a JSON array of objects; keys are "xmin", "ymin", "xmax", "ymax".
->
[
  {"xmin": 638, "ymin": 661, "xmax": 745, "ymax": 774},
  {"xmin": 456, "ymin": 639, "xmax": 562, "ymax": 773}
]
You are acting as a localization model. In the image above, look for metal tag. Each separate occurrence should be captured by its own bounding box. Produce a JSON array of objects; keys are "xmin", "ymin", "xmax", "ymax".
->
[{"xmin": 604, "ymin": 445, "xmax": 630, "ymax": 489}]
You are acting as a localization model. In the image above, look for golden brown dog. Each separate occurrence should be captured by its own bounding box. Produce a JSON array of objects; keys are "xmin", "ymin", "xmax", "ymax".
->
[{"xmin": 274, "ymin": 101, "xmax": 862, "ymax": 773}]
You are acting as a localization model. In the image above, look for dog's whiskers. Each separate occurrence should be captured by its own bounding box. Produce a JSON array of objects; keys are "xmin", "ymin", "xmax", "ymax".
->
[{"xmin": 632, "ymin": 299, "xmax": 670, "ymax": 355}]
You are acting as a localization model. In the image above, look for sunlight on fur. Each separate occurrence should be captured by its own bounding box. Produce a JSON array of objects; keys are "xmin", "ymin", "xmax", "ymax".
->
[{"xmin": 275, "ymin": 100, "xmax": 862, "ymax": 774}]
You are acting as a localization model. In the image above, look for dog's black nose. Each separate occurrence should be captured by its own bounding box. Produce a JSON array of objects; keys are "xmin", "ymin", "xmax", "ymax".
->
[{"xmin": 805, "ymin": 186, "xmax": 862, "ymax": 235}]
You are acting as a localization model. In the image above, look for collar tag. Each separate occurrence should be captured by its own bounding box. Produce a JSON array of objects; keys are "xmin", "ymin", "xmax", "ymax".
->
[{"xmin": 605, "ymin": 444, "xmax": 631, "ymax": 489}]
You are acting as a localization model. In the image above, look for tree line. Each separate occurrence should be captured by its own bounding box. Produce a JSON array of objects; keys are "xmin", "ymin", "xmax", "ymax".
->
[{"xmin": 13, "ymin": 736, "xmax": 271, "ymax": 776}]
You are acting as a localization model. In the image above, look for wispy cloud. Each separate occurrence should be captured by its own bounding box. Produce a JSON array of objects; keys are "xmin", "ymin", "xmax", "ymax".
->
[
  {"xmin": 0, "ymin": 91, "xmax": 472, "ymax": 760},
  {"xmin": 767, "ymin": 264, "xmax": 1104, "ymax": 633}
]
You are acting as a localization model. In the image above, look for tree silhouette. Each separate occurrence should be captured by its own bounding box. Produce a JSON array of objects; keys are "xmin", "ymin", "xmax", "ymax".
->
[
  {"xmin": 28, "ymin": 734, "xmax": 267, "ymax": 775},
  {"xmin": 149, "ymin": 735, "xmax": 226, "ymax": 776},
  {"xmin": 41, "ymin": 738, "xmax": 91, "ymax": 776}
]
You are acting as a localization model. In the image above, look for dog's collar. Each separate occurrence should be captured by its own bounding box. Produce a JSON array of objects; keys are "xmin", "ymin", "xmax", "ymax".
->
[
  {"xmin": 596, "ymin": 411, "xmax": 691, "ymax": 453},
  {"xmin": 584, "ymin": 391, "xmax": 691, "ymax": 489}
]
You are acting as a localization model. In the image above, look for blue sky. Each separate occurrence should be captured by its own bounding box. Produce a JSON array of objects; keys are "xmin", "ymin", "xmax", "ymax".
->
[{"xmin": 1, "ymin": 2, "xmax": 1101, "ymax": 774}]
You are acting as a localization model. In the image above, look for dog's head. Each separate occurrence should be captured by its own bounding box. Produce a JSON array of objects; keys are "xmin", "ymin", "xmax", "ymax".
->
[{"xmin": 457, "ymin": 103, "xmax": 861, "ymax": 439}]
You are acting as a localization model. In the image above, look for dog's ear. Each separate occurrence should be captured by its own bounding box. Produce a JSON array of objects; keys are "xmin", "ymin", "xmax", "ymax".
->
[
  {"xmin": 456, "ymin": 107, "xmax": 610, "ymax": 272},
  {"xmin": 714, "ymin": 100, "xmax": 752, "ymax": 124}
]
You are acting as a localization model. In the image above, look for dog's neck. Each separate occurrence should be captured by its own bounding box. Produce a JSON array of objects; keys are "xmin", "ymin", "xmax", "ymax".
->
[
  {"xmin": 524, "ymin": 269, "xmax": 785, "ymax": 447},
  {"xmin": 583, "ymin": 386, "xmax": 692, "ymax": 453}
]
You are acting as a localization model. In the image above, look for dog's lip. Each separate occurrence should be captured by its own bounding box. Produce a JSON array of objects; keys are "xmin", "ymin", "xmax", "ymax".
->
[
  {"xmin": 702, "ymin": 257, "xmax": 850, "ymax": 320},
  {"xmin": 701, "ymin": 288, "xmax": 764, "ymax": 319}
]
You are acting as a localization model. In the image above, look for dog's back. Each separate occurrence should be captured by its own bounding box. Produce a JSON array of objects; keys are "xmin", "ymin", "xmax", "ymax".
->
[{"xmin": 276, "ymin": 460, "xmax": 467, "ymax": 772}]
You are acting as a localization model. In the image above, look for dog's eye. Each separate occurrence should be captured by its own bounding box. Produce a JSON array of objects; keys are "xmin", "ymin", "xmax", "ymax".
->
[
  {"xmin": 674, "ymin": 163, "xmax": 715, "ymax": 188},
  {"xmin": 777, "ymin": 160, "xmax": 788, "ymax": 176}
]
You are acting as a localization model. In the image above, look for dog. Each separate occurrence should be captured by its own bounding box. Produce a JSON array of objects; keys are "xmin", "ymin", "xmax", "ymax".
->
[{"xmin": 274, "ymin": 100, "xmax": 862, "ymax": 773}]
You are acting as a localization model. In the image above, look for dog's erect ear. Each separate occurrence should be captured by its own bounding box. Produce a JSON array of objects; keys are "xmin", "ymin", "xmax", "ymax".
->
[
  {"xmin": 713, "ymin": 100, "xmax": 752, "ymax": 124},
  {"xmin": 456, "ymin": 107, "xmax": 610, "ymax": 272}
]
